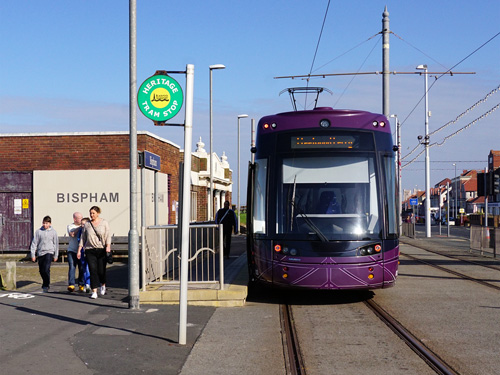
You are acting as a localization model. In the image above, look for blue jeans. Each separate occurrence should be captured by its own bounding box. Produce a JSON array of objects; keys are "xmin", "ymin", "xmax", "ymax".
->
[
  {"xmin": 79, "ymin": 249, "xmax": 91, "ymax": 286},
  {"xmin": 67, "ymin": 251, "xmax": 83, "ymax": 286}
]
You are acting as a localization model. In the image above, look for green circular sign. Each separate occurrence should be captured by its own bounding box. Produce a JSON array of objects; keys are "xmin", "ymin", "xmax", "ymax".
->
[{"xmin": 137, "ymin": 74, "xmax": 184, "ymax": 122}]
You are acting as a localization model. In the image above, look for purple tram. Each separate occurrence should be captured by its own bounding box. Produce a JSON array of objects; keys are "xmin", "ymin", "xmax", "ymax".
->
[{"xmin": 246, "ymin": 107, "xmax": 399, "ymax": 290}]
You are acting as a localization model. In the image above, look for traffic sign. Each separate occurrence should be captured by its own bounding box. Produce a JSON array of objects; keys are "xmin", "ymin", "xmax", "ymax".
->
[
  {"xmin": 138, "ymin": 73, "xmax": 184, "ymax": 122},
  {"xmin": 144, "ymin": 151, "xmax": 160, "ymax": 171},
  {"xmin": 410, "ymin": 198, "xmax": 418, "ymax": 206}
]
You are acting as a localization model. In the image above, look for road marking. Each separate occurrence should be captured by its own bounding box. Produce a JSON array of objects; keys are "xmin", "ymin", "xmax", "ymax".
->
[{"xmin": 0, "ymin": 292, "xmax": 36, "ymax": 299}]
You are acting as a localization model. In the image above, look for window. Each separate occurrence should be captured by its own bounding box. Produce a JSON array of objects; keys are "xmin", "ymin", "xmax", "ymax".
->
[
  {"xmin": 383, "ymin": 154, "xmax": 398, "ymax": 238},
  {"xmin": 278, "ymin": 155, "xmax": 380, "ymax": 240},
  {"xmin": 252, "ymin": 158, "xmax": 267, "ymax": 234},
  {"xmin": 191, "ymin": 191, "xmax": 197, "ymax": 222}
]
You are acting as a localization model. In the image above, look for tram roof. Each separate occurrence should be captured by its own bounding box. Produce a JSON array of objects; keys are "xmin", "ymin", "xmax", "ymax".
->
[{"xmin": 258, "ymin": 107, "xmax": 391, "ymax": 134}]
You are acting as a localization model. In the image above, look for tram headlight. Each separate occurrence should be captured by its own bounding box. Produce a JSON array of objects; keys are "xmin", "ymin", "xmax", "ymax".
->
[
  {"xmin": 274, "ymin": 244, "xmax": 282, "ymax": 252},
  {"xmin": 319, "ymin": 119, "xmax": 331, "ymax": 128},
  {"xmin": 358, "ymin": 244, "xmax": 382, "ymax": 257},
  {"xmin": 282, "ymin": 247, "xmax": 289, "ymax": 254},
  {"xmin": 289, "ymin": 248, "xmax": 297, "ymax": 256},
  {"xmin": 372, "ymin": 121, "xmax": 379, "ymax": 127}
]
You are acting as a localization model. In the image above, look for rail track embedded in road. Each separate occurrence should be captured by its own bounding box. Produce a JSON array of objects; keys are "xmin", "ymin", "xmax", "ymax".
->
[
  {"xmin": 280, "ymin": 304, "xmax": 306, "ymax": 375},
  {"xmin": 365, "ymin": 299, "xmax": 459, "ymax": 375},
  {"xmin": 401, "ymin": 252, "xmax": 500, "ymax": 292}
]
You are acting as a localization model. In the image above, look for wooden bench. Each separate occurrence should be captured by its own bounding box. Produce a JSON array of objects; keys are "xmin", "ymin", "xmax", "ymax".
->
[{"xmin": 58, "ymin": 236, "xmax": 131, "ymax": 262}]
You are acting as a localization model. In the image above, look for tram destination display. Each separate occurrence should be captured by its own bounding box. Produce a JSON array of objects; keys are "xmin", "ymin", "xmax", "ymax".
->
[{"xmin": 291, "ymin": 135, "xmax": 356, "ymax": 149}]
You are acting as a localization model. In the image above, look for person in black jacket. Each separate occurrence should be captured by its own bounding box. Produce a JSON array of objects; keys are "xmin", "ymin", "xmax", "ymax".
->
[{"xmin": 215, "ymin": 201, "xmax": 238, "ymax": 258}]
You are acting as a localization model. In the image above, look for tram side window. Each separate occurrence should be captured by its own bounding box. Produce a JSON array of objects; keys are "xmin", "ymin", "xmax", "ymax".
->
[
  {"xmin": 253, "ymin": 158, "xmax": 267, "ymax": 234},
  {"xmin": 383, "ymin": 154, "xmax": 398, "ymax": 238}
]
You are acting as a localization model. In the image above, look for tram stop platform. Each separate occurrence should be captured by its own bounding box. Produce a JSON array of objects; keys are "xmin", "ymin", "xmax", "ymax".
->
[{"xmin": 139, "ymin": 236, "xmax": 249, "ymax": 306}]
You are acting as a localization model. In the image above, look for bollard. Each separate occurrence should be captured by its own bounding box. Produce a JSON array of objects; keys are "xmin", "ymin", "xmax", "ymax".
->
[{"xmin": 5, "ymin": 261, "xmax": 16, "ymax": 290}]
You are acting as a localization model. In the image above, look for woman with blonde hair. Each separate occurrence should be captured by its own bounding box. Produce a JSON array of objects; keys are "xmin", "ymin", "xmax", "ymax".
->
[{"xmin": 77, "ymin": 206, "xmax": 111, "ymax": 299}]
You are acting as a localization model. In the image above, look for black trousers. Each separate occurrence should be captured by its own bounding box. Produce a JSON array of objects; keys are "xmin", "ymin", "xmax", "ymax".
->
[
  {"xmin": 38, "ymin": 253, "xmax": 53, "ymax": 288},
  {"xmin": 85, "ymin": 248, "xmax": 107, "ymax": 289},
  {"xmin": 223, "ymin": 230, "xmax": 232, "ymax": 258}
]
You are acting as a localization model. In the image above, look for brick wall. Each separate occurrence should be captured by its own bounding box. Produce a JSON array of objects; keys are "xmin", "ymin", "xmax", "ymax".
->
[{"xmin": 0, "ymin": 132, "xmax": 225, "ymax": 224}]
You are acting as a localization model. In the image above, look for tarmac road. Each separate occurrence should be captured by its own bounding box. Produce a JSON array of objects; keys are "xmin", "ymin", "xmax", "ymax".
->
[{"xmin": 0, "ymin": 263, "xmax": 216, "ymax": 375}]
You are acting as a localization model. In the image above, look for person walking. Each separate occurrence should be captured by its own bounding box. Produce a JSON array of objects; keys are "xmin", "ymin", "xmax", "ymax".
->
[
  {"xmin": 30, "ymin": 216, "xmax": 59, "ymax": 293},
  {"xmin": 77, "ymin": 206, "xmax": 111, "ymax": 299},
  {"xmin": 215, "ymin": 201, "xmax": 238, "ymax": 258},
  {"xmin": 66, "ymin": 212, "xmax": 84, "ymax": 292},
  {"xmin": 78, "ymin": 217, "xmax": 91, "ymax": 293}
]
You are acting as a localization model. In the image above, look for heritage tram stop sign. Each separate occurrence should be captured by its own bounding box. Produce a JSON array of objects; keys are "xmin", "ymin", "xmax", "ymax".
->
[
  {"xmin": 137, "ymin": 66, "xmax": 194, "ymax": 345},
  {"xmin": 137, "ymin": 70, "xmax": 184, "ymax": 126}
]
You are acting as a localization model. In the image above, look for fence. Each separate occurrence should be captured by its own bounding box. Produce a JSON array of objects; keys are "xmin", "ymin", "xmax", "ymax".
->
[
  {"xmin": 401, "ymin": 222, "xmax": 415, "ymax": 238},
  {"xmin": 141, "ymin": 223, "xmax": 224, "ymax": 291},
  {"xmin": 470, "ymin": 226, "xmax": 500, "ymax": 257}
]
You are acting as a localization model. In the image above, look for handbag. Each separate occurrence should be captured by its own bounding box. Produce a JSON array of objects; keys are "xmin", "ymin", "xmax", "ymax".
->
[{"xmin": 106, "ymin": 251, "xmax": 114, "ymax": 264}]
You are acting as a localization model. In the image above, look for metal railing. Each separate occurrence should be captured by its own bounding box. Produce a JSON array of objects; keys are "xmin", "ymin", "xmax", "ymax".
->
[
  {"xmin": 141, "ymin": 223, "xmax": 224, "ymax": 291},
  {"xmin": 470, "ymin": 225, "xmax": 499, "ymax": 257},
  {"xmin": 402, "ymin": 222, "xmax": 415, "ymax": 238}
]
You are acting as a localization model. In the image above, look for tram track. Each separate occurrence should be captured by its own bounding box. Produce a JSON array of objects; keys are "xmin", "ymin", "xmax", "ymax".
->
[
  {"xmin": 401, "ymin": 251, "xmax": 500, "ymax": 292},
  {"xmin": 281, "ymin": 297, "xmax": 460, "ymax": 375},
  {"xmin": 364, "ymin": 299, "xmax": 459, "ymax": 375},
  {"xmin": 402, "ymin": 241, "xmax": 500, "ymax": 273},
  {"xmin": 280, "ymin": 304, "xmax": 306, "ymax": 375}
]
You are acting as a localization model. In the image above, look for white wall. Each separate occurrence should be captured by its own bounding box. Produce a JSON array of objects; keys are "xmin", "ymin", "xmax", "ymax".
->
[{"xmin": 33, "ymin": 169, "xmax": 169, "ymax": 237}]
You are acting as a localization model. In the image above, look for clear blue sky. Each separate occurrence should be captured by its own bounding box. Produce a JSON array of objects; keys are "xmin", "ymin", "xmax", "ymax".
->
[{"xmin": 1, "ymin": 1, "xmax": 499, "ymax": 200}]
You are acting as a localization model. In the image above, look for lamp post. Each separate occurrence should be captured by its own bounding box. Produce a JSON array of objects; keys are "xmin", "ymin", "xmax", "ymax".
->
[
  {"xmin": 209, "ymin": 64, "xmax": 226, "ymax": 220},
  {"xmin": 453, "ymin": 163, "xmax": 457, "ymax": 220},
  {"xmin": 390, "ymin": 114, "xmax": 401, "ymax": 233},
  {"xmin": 416, "ymin": 64, "xmax": 431, "ymax": 238},
  {"xmin": 237, "ymin": 114, "xmax": 248, "ymax": 232}
]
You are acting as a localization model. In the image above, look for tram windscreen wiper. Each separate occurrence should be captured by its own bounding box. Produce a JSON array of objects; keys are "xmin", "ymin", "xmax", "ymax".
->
[{"xmin": 289, "ymin": 199, "xmax": 329, "ymax": 243}]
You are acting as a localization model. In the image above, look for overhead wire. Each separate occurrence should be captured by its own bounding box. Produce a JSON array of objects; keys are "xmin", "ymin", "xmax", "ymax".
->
[
  {"xmin": 429, "ymin": 84, "xmax": 500, "ymax": 137},
  {"xmin": 397, "ymin": 31, "xmax": 500, "ymax": 133},
  {"xmin": 304, "ymin": 0, "xmax": 331, "ymax": 109},
  {"xmin": 333, "ymin": 35, "xmax": 381, "ymax": 108},
  {"xmin": 402, "ymin": 101, "xmax": 500, "ymax": 169},
  {"xmin": 400, "ymin": 31, "xmax": 500, "ymax": 166}
]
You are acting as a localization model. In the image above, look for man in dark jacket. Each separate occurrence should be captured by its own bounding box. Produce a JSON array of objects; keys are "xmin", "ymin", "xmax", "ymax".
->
[{"xmin": 215, "ymin": 201, "xmax": 238, "ymax": 258}]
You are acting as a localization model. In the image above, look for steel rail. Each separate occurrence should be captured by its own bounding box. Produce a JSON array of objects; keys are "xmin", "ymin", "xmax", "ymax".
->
[
  {"xmin": 280, "ymin": 304, "xmax": 306, "ymax": 375},
  {"xmin": 401, "ymin": 252, "xmax": 500, "ymax": 292},
  {"xmin": 364, "ymin": 299, "xmax": 459, "ymax": 375},
  {"xmin": 401, "ymin": 242, "xmax": 500, "ymax": 273}
]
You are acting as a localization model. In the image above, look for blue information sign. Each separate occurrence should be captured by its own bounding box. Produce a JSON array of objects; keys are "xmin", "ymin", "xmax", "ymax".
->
[
  {"xmin": 144, "ymin": 151, "xmax": 161, "ymax": 171},
  {"xmin": 410, "ymin": 198, "xmax": 418, "ymax": 206}
]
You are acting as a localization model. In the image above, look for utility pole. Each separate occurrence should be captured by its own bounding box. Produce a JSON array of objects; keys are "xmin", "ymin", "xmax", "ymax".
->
[
  {"xmin": 128, "ymin": 0, "xmax": 140, "ymax": 309},
  {"xmin": 382, "ymin": 6, "xmax": 390, "ymax": 117}
]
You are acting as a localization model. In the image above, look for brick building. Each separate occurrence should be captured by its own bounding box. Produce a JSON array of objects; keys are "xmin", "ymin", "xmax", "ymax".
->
[{"xmin": 0, "ymin": 131, "xmax": 233, "ymax": 251}]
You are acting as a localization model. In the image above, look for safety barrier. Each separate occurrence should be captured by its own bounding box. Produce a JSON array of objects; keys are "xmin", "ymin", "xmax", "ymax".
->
[
  {"xmin": 470, "ymin": 225, "xmax": 499, "ymax": 257},
  {"xmin": 402, "ymin": 222, "xmax": 415, "ymax": 238},
  {"xmin": 141, "ymin": 223, "xmax": 224, "ymax": 290}
]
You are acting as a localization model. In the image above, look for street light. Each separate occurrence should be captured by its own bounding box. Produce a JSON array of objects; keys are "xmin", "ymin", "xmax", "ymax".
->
[
  {"xmin": 209, "ymin": 64, "xmax": 225, "ymax": 220},
  {"xmin": 416, "ymin": 64, "xmax": 431, "ymax": 238},
  {"xmin": 237, "ymin": 114, "xmax": 248, "ymax": 232},
  {"xmin": 453, "ymin": 163, "xmax": 457, "ymax": 220},
  {"xmin": 390, "ymin": 114, "xmax": 401, "ymax": 233}
]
